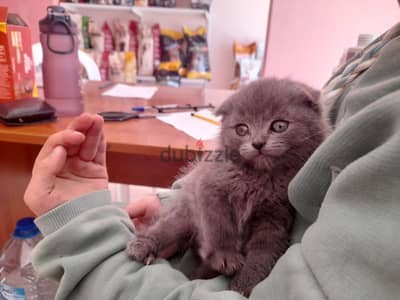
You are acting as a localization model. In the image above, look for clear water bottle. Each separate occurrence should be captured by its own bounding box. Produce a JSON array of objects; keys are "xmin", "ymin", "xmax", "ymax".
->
[
  {"xmin": 39, "ymin": 6, "xmax": 83, "ymax": 117},
  {"xmin": 0, "ymin": 218, "xmax": 58, "ymax": 300}
]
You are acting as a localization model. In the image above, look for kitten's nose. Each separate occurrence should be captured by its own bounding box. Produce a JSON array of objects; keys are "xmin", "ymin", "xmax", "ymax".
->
[{"xmin": 252, "ymin": 142, "xmax": 266, "ymax": 150}]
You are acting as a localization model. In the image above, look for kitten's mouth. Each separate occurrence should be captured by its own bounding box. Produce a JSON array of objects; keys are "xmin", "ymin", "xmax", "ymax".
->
[
  {"xmin": 239, "ymin": 153, "xmax": 272, "ymax": 170},
  {"xmin": 251, "ymin": 155, "xmax": 272, "ymax": 170}
]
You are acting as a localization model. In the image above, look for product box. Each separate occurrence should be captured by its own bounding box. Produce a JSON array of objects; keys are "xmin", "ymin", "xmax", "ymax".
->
[{"xmin": 0, "ymin": 7, "xmax": 35, "ymax": 101}]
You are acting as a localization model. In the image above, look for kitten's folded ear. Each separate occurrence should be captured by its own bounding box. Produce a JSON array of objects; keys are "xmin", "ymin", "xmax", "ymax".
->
[
  {"xmin": 215, "ymin": 97, "xmax": 234, "ymax": 118},
  {"xmin": 299, "ymin": 85, "xmax": 321, "ymax": 113}
]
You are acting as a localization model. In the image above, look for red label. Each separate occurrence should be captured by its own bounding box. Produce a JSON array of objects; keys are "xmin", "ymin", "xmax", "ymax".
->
[{"xmin": 0, "ymin": 7, "xmax": 35, "ymax": 102}]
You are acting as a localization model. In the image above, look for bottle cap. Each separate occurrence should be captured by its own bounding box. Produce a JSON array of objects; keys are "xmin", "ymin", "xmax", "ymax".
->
[{"xmin": 13, "ymin": 217, "xmax": 41, "ymax": 239}]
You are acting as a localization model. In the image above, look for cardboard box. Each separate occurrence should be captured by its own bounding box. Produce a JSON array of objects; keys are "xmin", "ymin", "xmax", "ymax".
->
[{"xmin": 0, "ymin": 7, "xmax": 35, "ymax": 101}]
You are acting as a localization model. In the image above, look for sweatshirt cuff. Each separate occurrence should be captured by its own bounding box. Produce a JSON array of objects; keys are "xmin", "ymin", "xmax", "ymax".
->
[{"xmin": 34, "ymin": 190, "xmax": 112, "ymax": 236}]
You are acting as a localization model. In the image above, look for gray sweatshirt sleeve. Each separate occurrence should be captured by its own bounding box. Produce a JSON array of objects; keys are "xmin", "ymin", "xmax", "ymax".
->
[{"xmin": 32, "ymin": 190, "xmax": 247, "ymax": 300}]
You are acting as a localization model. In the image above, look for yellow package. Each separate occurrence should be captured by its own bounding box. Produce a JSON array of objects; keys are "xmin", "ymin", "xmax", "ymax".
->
[{"xmin": 183, "ymin": 26, "xmax": 211, "ymax": 80}]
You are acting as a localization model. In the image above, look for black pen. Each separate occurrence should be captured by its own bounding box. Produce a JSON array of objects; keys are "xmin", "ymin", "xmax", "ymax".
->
[
  {"xmin": 132, "ymin": 104, "xmax": 215, "ymax": 113},
  {"xmin": 98, "ymin": 111, "xmax": 156, "ymax": 122}
]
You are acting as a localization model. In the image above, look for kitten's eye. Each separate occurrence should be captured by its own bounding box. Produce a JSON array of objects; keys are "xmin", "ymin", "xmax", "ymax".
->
[
  {"xmin": 235, "ymin": 124, "xmax": 249, "ymax": 136},
  {"xmin": 271, "ymin": 120, "xmax": 289, "ymax": 133}
]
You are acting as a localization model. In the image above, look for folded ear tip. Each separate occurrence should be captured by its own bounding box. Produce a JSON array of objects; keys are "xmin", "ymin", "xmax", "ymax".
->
[{"xmin": 216, "ymin": 98, "xmax": 233, "ymax": 117}]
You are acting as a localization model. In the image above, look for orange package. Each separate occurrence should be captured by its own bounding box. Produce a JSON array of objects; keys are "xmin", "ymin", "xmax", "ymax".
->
[
  {"xmin": 0, "ymin": 7, "xmax": 36, "ymax": 101},
  {"xmin": 231, "ymin": 42, "xmax": 261, "ymax": 89},
  {"xmin": 184, "ymin": 26, "xmax": 211, "ymax": 80}
]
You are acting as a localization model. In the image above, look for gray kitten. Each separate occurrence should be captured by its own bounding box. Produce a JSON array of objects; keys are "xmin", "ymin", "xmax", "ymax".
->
[{"xmin": 126, "ymin": 78, "xmax": 329, "ymax": 296}]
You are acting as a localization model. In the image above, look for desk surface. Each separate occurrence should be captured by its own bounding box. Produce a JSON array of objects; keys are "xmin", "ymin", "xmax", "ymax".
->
[{"xmin": 0, "ymin": 82, "xmax": 233, "ymax": 155}]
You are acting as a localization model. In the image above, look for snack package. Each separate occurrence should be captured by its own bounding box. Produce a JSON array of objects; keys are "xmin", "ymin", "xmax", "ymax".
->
[
  {"xmin": 184, "ymin": 26, "xmax": 211, "ymax": 80},
  {"xmin": 122, "ymin": 0, "xmax": 135, "ymax": 5},
  {"xmin": 99, "ymin": 51, "xmax": 110, "ymax": 81},
  {"xmin": 102, "ymin": 22, "xmax": 115, "ymax": 52},
  {"xmin": 149, "ymin": 0, "xmax": 176, "ymax": 7},
  {"xmin": 88, "ymin": 20, "xmax": 104, "ymax": 52},
  {"xmin": 138, "ymin": 25, "xmax": 154, "ymax": 76},
  {"xmin": 159, "ymin": 28, "xmax": 185, "ymax": 76},
  {"xmin": 109, "ymin": 52, "xmax": 124, "ymax": 82},
  {"xmin": 191, "ymin": 0, "xmax": 213, "ymax": 10},
  {"xmin": 124, "ymin": 51, "xmax": 137, "ymax": 83},
  {"xmin": 82, "ymin": 16, "xmax": 91, "ymax": 49},
  {"xmin": 231, "ymin": 42, "xmax": 262, "ymax": 89},
  {"xmin": 135, "ymin": 0, "xmax": 149, "ymax": 6},
  {"xmin": 152, "ymin": 24, "xmax": 161, "ymax": 73},
  {"xmin": 155, "ymin": 64, "xmax": 181, "ymax": 87},
  {"xmin": 129, "ymin": 20, "xmax": 139, "ymax": 55},
  {"xmin": 113, "ymin": 20, "xmax": 129, "ymax": 52}
]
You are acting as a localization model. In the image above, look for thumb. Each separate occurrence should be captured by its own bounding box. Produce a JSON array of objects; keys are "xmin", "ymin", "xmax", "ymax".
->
[
  {"xmin": 24, "ymin": 146, "xmax": 67, "ymax": 216},
  {"xmin": 32, "ymin": 145, "xmax": 67, "ymax": 185},
  {"xmin": 125, "ymin": 201, "xmax": 148, "ymax": 219}
]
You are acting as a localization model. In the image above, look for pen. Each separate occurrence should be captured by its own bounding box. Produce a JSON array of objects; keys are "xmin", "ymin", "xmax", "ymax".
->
[
  {"xmin": 190, "ymin": 113, "xmax": 220, "ymax": 126},
  {"xmin": 132, "ymin": 104, "xmax": 215, "ymax": 113},
  {"xmin": 132, "ymin": 106, "xmax": 152, "ymax": 112},
  {"xmin": 98, "ymin": 111, "xmax": 156, "ymax": 122}
]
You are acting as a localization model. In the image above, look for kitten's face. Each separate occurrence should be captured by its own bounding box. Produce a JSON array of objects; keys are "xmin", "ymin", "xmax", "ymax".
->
[{"xmin": 217, "ymin": 78, "xmax": 325, "ymax": 170}]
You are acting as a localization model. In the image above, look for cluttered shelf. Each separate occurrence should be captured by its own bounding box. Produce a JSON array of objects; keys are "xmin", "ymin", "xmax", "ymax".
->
[
  {"xmin": 60, "ymin": 2, "xmax": 209, "ymax": 20},
  {"xmin": 60, "ymin": 0, "xmax": 212, "ymax": 88}
]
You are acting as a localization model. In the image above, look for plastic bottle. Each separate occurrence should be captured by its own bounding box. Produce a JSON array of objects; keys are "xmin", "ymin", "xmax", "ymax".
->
[
  {"xmin": 0, "ymin": 218, "xmax": 58, "ymax": 300},
  {"xmin": 39, "ymin": 6, "xmax": 83, "ymax": 117}
]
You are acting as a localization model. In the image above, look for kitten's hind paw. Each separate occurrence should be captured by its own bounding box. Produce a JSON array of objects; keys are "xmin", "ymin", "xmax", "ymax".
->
[{"xmin": 126, "ymin": 236, "xmax": 158, "ymax": 264}]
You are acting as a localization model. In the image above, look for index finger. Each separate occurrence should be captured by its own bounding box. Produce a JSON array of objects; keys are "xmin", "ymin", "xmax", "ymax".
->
[
  {"xmin": 66, "ymin": 113, "xmax": 100, "ymax": 157},
  {"xmin": 35, "ymin": 129, "xmax": 85, "ymax": 164}
]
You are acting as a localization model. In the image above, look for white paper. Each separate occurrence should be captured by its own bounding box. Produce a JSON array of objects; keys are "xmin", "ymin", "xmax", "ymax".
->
[
  {"xmin": 157, "ymin": 109, "xmax": 221, "ymax": 141},
  {"xmin": 102, "ymin": 84, "xmax": 158, "ymax": 99}
]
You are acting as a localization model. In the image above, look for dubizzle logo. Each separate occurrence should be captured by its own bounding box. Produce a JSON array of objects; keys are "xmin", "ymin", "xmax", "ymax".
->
[
  {"xmin": 159, "ymin": 142, "xmax": 241, "ymax": 163},
  {"xmin": 195, "ymin": 139, "xmax": 204, "ymax": 150}
]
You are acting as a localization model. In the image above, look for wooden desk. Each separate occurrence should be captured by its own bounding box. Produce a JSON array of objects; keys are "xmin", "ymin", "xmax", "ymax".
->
[{"xmin": 0, "ymin": 82, "xmax": 233, "ymax": 246}]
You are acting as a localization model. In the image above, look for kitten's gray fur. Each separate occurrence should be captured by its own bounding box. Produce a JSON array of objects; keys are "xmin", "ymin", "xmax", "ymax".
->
[{"xmin": 126, "ymin": 78, "xmax": 329, "ymax": 296}]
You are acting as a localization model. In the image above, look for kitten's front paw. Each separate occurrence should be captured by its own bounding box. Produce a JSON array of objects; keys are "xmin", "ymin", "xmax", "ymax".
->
[
  {"xmin": 207, "ymin": 251, "xmax": 244, "ymax": 276},
  {"xmin": 126, "ymin": 236, "xmax": 158, "ymax": 265}
]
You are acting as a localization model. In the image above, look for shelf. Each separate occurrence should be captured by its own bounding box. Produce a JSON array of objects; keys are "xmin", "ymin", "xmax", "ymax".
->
[
  {"xmin": 137, "ymin": 75, "xmax": 207, "ymax": 87},
  {"xmin": 60, "ymin": 2, "xmax": 210, "ymax": 88},
  {"xmin": 132, "ymin": 6, "xmax": 208, "ymax": 19},
  {"xmin": 61, "ymin": 2, "xmax": 131, "ymax": 13},
  {"xmin": 60, "ymin": 3, "xmax": 209, "ymax": 20}
]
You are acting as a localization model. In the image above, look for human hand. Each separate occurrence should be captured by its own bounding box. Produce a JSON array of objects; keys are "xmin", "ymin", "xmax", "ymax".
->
[
  {"xmin": 24, "ymin": 114, "xmax": 108, "ymax": 216},
  {"xmin": 125, "ymin": 195, "xmax": 161, "ymax": 232}
]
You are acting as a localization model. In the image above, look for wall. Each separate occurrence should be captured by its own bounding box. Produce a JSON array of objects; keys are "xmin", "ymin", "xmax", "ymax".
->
[
  {"xmin": 264, "ymin": 0, "xmax": 400, "ymax": 88},
  {"xmin": 208, "ymin": 0, "xmax": 271, "ymax": 88},
  {"xmin": 0, "ymin": 0, "xmax": 58, "ymax": 43}
]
